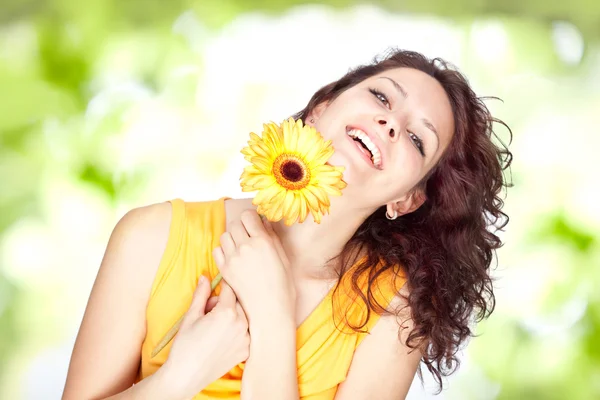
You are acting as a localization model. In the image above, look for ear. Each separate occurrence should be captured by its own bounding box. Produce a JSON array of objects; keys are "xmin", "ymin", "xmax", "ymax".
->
[
  {"xmin": 388, "ymin": 189, "xmax": 426, "ymax": 217},
  {"xmin": 307, "ymin": 101, "xmax": 329, "ymax": 125}
]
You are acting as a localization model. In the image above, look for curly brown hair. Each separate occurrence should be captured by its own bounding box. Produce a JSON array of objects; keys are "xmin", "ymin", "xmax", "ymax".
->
[{"xmin": 291, "ymin": 48, "xmax": 513, "ymax": 393}]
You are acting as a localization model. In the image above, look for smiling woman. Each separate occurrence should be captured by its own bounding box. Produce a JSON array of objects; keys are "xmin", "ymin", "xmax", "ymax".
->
[
  {"xmin": 292, "ymin": 49, "xmax": 512, "ymax": 392},
  {"xmin": 62, "ymin": 48, "xmax": 512, "ymax": 400}
]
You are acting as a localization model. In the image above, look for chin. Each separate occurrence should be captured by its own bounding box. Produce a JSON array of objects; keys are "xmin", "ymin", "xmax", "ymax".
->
[{"xmin": 327, "ymin": 152, "xmax": 364, "ymax": 186}]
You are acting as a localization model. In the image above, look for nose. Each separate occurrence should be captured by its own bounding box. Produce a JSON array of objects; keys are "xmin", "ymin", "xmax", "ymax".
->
[{"xmin": 376, "ymin": 116, "xmax": 400, "ymax": 142}]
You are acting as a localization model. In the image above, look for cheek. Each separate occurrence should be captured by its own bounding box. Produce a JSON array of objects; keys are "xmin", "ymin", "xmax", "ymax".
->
[
  {"xmin": 394, "ymin": 141, "xmax": 421, "ymax": 167},
  {"xmin": 382, "ymin": 150, "xmax": 424, "ymax": 187},
  {"xmin": 314, "ymin": 105, "xmax": 345, "ymax": 134},
  {"xmin": 325, "ymin": 150, "xmax": 362, "ymax": 183}
]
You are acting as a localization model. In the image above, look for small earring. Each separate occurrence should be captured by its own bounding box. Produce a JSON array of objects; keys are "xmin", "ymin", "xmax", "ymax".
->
[
  {"xmin": 385, "ymin": 209, "xmax": 398, "ymax": 220},
  {"xmin": 309, "ymin": 118, "xmax": 315, "ymax": 123}
]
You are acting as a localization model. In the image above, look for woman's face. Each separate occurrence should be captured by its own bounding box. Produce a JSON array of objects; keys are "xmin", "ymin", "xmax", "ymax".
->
[{"xmin": 310, "ymin": 67, "xmax": 455, "ymax": 210}]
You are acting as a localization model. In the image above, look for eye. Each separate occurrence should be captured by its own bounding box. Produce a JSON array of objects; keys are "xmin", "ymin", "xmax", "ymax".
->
[
  {"xmin": 369, "ymin": 88, "xmax": 390, "ymax": 108},
  {"xmin": 408, "ymin": 131, "xmax": 426, "ymax": 157}
]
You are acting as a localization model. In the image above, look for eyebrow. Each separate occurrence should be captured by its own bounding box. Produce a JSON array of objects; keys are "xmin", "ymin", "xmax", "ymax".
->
[
  {"xmin": 379, "ymin": 76, "xmax": 407, "ymax": 98},
  {"xmin": 378, "ymin": 76, "xmax": 440, "ymax": 143},
  {"xmin": 421, "ymin": 118, "xmax": 439, "ymax": 141}
]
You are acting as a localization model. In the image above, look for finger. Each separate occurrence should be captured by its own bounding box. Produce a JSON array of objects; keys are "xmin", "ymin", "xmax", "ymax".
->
[
  {"xmin": 205, "ymin": 296, "xmax": 219, "ymax": 313},
  {"xmin": 219, "ymin": 231, "xmax": 236, "ymax": 259},
  {"xmin": 186, "ymin": 275, "xmax": 211, "ymax": 322},
  {"xmin": 216, "ymin": 279, "xmax": 236, "ymax": 310},
  {"xmin": 229, "ymin": 220, "xmax": 250, "ymax": 248},
  {"xmin": 235, "ymin": 301, "xmax": 248, "ymax": 326},
  {"xmin": 240, "ymin": 209, "xmax": 269, "ymax": 238},
  {"xmin": 261, "ymin": 214, "xmax": 275, "ymax": 235},
  {"xmin": 213, "ymin": 246, "xmax": 225, "ymax": 271}
]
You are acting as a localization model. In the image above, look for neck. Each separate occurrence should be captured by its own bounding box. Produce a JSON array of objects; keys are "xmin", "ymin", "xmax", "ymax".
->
[{"xmin": 271, "ymin": 190, "xmax": 377, "ymax": 280}]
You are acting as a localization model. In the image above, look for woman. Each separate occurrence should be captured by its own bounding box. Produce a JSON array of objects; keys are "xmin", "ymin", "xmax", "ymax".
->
[{"xmin": 63, "ymin": 48, "xmax": 512, "ymax": 400}]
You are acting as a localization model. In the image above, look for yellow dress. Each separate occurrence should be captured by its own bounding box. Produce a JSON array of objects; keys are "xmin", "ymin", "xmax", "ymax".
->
[{"xmin": 137, "ymin": 197, "xmax": 406, "ymax": 399}]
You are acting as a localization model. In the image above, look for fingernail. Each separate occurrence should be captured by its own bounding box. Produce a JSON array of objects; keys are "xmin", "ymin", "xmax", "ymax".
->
[{"xmin": 198, "ymin": 276, "xmax": 206, "ymax": 285}]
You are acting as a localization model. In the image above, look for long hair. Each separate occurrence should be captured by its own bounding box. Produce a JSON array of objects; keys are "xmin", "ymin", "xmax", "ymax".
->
[{"xmin": 292, "ymin": 48, "xmax": 513, "ymax": 392}]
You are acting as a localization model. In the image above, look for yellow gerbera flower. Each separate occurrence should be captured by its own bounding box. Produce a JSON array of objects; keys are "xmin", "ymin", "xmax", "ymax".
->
[
  {"xmin": 240, "ymin": 117, "xmax": 346, "ymax": 225},
  {"xmin": 150, "ymin": 117, "xmax": 344, "ymax": 359}
]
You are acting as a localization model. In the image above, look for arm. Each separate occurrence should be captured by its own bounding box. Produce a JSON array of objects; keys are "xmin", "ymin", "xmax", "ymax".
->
[
  {"xmin": 212, "ymin": 211, "xmax": 300, "ymax": 400},
  {"xmin": 102, "ymin": 368, "xmax": 173, "ymax": 400},
  {"xmin": 334, "ymin": 295, "xmax": 422, "ymax": 400},
  {"xmin": 62, "ymin": 202, "xmax": 174, "ymax": 400},
  {"xmin": 241, "ymin": 315, "xmax": 300, "ymax": 400}
]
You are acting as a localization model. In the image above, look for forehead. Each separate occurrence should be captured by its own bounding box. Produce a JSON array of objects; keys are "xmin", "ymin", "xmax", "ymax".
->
[
  {"xmin": 365, "ymin": 67, "xmax": 455, "ymax": 151},
  {"xmin": 365, "ymin": 67, "xmax": 442, "ymax": 92}
]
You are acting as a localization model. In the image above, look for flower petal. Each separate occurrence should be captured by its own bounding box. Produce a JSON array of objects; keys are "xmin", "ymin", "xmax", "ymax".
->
[
  {"xmin": 284, "ymin": 192, "xmax": 301, "ymax": 226},
  {"xmin": 240, "ymin": 118, "xmax": 346, "ymax": 226},
  {"xmin": 321, "ymin": 184, "xmax": 343, "ymax": 197},
  {"xmin": 254, "ymin": 183, "xmax": 283, "ymax": 206},
  {"xmin": 251, "ymin": 156, "xmax": 272, "ymax": 174},
  {"xmin": 297, "ymin": 196, "xmax": 309, "ymax": 223},
  {"xmin": 309, "ymin": 186, "xmax": 330, "ymax": 207},
  {"xmin": 302, "ymin": 188, "xmax": 321, "ymax": 213}
]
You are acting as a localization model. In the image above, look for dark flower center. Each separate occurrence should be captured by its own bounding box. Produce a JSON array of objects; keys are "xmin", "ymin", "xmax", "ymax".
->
[
  {"xmin": 272, "ymin": 154, "xmax": 311, "ymax": 190},
  {"xmin": 281, "ymin": 160, "xmax": 304, "ymax": 182}
]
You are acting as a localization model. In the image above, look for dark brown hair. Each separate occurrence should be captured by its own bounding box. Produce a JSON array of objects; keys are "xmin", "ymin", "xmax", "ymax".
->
[{"xmin": 292, "ymin": 48, "xmax": 513, "ymax": 392}]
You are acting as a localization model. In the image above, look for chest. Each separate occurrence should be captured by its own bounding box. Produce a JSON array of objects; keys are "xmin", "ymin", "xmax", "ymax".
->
[
  {"xmin": 293, "ymin": 276, "xmax": 337, "ymax": 328},
  {"xmin": 223, "ymin": 198, "xmax": 338, "ymax": 328}
]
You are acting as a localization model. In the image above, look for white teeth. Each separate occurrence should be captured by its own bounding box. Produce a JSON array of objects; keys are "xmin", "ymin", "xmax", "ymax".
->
[{"xmin": 347, "ymin": 129, "xmax": 382, "ymax": 168}]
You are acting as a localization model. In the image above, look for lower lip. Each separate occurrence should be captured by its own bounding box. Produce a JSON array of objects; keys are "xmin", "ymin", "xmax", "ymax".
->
[{"xmin": 345, "ymin": 134, "xmax": 377, "ymax": 168}]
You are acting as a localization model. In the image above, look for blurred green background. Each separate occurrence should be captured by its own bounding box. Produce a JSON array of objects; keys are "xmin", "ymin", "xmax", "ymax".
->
[{"xmin": 1, "ymin": 0, "xmax": 599, "ymax": 399}]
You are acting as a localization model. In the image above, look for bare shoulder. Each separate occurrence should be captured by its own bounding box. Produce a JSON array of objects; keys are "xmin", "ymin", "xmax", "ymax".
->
[
  {"xmin": 117, "ymin": 201, "xmax": 173, "ymax": 238},
  {"xmin": 335, "ymin": 284, "xmax": 421, "ymax": 400},
  {"xmin": 367, "ymin": 282, "xmax": 416, "ymax": 354},
  {"xmin": 106, "ymin": 201, "xmax": 174, "ymax": 287},
  {"xmin": 63, "ymin": 200, "xmax": 175, "ymax": 399}
]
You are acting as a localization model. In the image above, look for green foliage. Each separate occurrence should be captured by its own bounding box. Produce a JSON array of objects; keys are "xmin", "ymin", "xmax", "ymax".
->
[{"xmin": 0, "ymin": 0, "xmax": 599, "ymax": 398}]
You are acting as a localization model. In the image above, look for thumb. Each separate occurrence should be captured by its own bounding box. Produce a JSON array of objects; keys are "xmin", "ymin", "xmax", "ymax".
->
[
  {"xmin": 186, "ymin": 275, "xmax": 211, "ymax": 322},
  {"xmin": 215, "ymin": 279, "xmax": 236, "ymax": 310}
]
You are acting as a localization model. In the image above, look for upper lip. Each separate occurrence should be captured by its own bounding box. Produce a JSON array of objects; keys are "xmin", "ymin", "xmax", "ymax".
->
[{"xmin": 346, "ymin": 124, "xmax": 385, "ymax": 169}]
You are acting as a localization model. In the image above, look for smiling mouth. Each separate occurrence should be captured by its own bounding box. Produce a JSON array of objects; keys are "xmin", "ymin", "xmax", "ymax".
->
[{"xmin": 346, "ymin": 127, "xmax": 382, "ymax": 169}]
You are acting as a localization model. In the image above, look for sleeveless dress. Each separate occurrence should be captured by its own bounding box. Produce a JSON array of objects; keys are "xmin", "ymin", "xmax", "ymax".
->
[{"xmin": 136, "ymin": 197, "xmax": 406, "ymax": 399}]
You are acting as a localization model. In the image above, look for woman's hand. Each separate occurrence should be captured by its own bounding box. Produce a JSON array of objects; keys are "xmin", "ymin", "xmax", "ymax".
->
[
  {"xmin": 213, "ymin": 210, "xmax": 295, "ymax": 326},
  {"xmin": 161, "ymin": 276, "xmax": 250, "ymax": 400}
]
